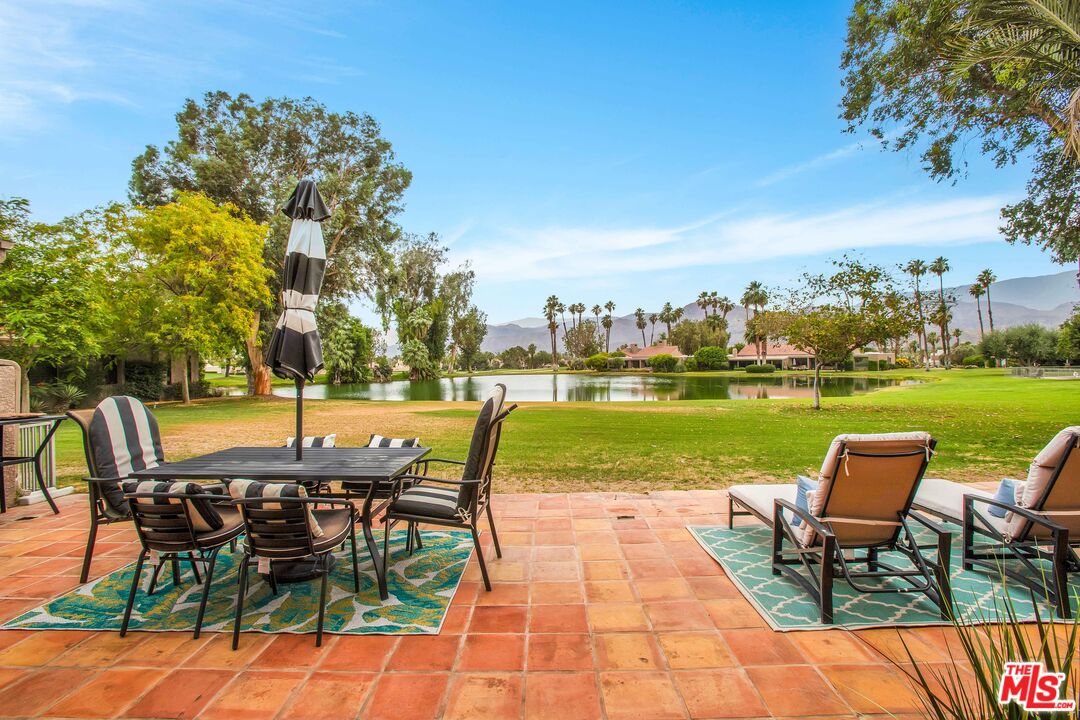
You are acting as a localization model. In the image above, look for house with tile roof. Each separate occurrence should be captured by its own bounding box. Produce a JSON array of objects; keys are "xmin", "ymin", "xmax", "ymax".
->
[
  {"xmin": 620, "ymin": 344, "xmax": 688, "ymax": 369},
  {"xmin": 730, "ymin": 343, "xmax": 893, "ymax": 370}
]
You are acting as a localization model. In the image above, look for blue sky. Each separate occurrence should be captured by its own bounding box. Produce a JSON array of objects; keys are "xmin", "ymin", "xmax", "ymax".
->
[{"xmin": 0, "ymin": 0, "xmax": 1063, "ymax": 324}]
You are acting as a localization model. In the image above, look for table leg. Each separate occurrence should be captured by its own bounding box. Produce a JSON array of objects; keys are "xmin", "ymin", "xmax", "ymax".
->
[
  {"xmin": 34, "ymin": 420, "xmax": 62, "ymax": 514},
  {"xmin": 361, "ymin": 484, "xmax": 388, "ymax": 600},
  {"xmin": 0, "ymin": 425, "xmax": 6, "ymax": 514}
]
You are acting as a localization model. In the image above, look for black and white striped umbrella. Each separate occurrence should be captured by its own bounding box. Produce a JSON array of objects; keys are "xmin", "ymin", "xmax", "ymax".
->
[{"xmin": 265, "ymin": 179, "xmax": 329, "ymax": 459}]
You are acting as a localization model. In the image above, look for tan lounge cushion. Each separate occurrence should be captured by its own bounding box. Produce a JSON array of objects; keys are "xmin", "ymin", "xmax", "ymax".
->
[
  {"xmin": 913, "ymin": 478, "xmax": 1006, "ymax": 534},
  {"xmin": 729, "ymin": 484, "xmax": 797, "ymax": 525},
  {"xmin": 1007, "ymin": 427, "xmax": 1080, "ymax": 539}
]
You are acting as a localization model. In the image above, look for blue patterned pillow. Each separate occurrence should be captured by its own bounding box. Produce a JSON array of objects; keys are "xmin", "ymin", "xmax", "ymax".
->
[
  {"xmin": 988, "ymin": 478, "xmax": 1021, "ymax": 518},
  {"xmin": 792, "ymin": 475, "xmax": 819, "ymax": 528}
]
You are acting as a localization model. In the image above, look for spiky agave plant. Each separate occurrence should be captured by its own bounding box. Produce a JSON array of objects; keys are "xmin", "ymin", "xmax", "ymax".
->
[{"xmin": 896, "ymin": 587, "xmax": 1079, "ymax": 719}]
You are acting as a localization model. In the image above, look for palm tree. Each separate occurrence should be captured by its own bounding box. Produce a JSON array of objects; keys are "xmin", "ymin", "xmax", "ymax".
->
[
  {"xmin": 591, "ymin": 304, "xmax": 602, "ymax": 328},
  {"xmin": 544, "ymin": 296, "xmax": 560, "ymax": 370},
  {"xmin": 672, "ymin": 306, "xmax": 684, "ymax": 325},
  {"xmin": 634, "ymin": 308, "xmax": 647, "ymax": 346},
  {"xmin": 660, "ymin": 302, "xmax": 675, "ymax": 337},
  {"xmin": 527, "ymin": 343, "xmax": 537, "ymax": 367},
  {"xmin": 602, "ymin": 314, "xmax": 614, "ymax": 352},
  {"xmin": 927, "ymin": 331, "xmax": 939, "ymax": 365},
  {"xmin": 904, "ymin": 259, "xmax": 930, "ymax": 371},
  {"xmin": 648, "ymin": 313, "xmax": 658, "ymax": 345},
  {"xmin": 978, "ymin": 269, "xmax": 997, "ymax": 332},
  {"xmin": 930, "ymin": 256, "xmax": 951, "ymax": 364},
  {"xmin": 740, "ymin": 282, "xmax": 762, "ymax": 324},
  {"xmin": 556, "ymin": 301, "xmax": 568, "ymax": 340},
  {"xmin": 951, "ymin": 327, "xmax": 962, "ymax": 349},
  {"xmin": 969, "ymin": 283, "xmax": 986, "ymax": 340},
  {"xmin": 697, "ymin": 291, "xmax": 711, "ymax": 317}
]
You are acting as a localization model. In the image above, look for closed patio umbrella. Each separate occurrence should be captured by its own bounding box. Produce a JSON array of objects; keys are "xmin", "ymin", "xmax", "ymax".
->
[{"xmin": 265, "ymin": 179, "xmax": 329, "ymax": 460}]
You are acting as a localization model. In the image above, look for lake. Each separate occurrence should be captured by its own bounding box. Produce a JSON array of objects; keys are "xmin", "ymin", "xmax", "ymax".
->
[{"xmin": 266, "ymin": 373, "xmax": 912, "ymax": 402}]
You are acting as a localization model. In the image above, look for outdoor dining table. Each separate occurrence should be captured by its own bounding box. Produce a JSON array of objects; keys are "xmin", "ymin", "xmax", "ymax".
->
[
  {"xmin": 130, "ymin": 445, "xmax": 430, "ymax": 600},
  {"xmin": 0, "ymin": 413, "xmax": 66, "ymax": 515}
]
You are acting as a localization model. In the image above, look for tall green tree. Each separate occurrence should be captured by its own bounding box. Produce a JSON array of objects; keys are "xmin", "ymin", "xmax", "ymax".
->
[
  {"xmin": 634, "ymin": 308, "xmax": 648, "ymax": 346},
  {"xmin": 979, "ymin": 268, "xmax": 997, "ymax": 332},
  {"xmin": 841, "ymin": 0, "xmax": 1080, "ymax": 285},
  {"xmin": 1057, "ymin": 309, "xmax": 1080, "ymax": 361},
  {"xmin": 129, "ymin": 92, "xmax": 411, "ymax": 395},
  {"xmin": 127, "ymin": 192, "xmax": 271, "ymax": 403},
  {"xmin": 441, "ymin": 267, "xmax": 476, "ymax": 374},
  {"xmin": 969, "ymin": 282, "xmax": 987, "ymax": 339},
  {"xmin": 904, "ymin": 259, "xmax": 931, "ymax": 370},
  {"xmin": 929, "ymin": 256, "xmax": 952, "ymax": 364},
  {"xmin": 544, "ymin": 296, "xmax": 560, "ymax": 369},
  {"xmin": 320, "ymin": 302, "xmax": 375, "ymax": 384},
  {"xmin": 0, "ymin": 202, "xmax": 129, "ymax": 406},
  {"xmin": 454, "ymin": 306, "xmax": 488, "ymax": 372}
]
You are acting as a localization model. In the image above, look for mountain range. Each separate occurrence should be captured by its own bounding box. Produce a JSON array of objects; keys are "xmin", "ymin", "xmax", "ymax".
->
[{"xmin": 481, "ymin": 270, "xmax": 1080, "ymax": 354}]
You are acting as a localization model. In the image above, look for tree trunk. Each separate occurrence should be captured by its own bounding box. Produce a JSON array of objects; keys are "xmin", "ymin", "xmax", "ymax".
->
[
  {"xmin": 976, "ymin": 297, "xmax": 985, "ymax": 340},
  {"xmin": 180, "ymin": 356, "xmax": 191, "ymax": 404},
  {"xmin": 223, "ymin": 359, "xmax": 230, "ymax": 377},
  {"xmin": 19, "ymin": 366, "xmax": 30, "ymax": 413},
  {"xmin": 640, "ymin": 328, "xmax": 646, "ymax": 346},
  {"xmin": 244, "ymin": 311, "xmax": 272, "ymax": 396},
  {"xmin": 448, "ymin": 345, "xmax": 458, "ymax": 375},
  {"xmin": 812, "ymin": 362, "xmax": 821, "ymax": 410},
  {"xmin": 550, "ymin": 331, "xmax": 557, "ymax": 371},
  {"xmin": 986, "ymin": 286, "xmax": 994, "ymax": 332}
]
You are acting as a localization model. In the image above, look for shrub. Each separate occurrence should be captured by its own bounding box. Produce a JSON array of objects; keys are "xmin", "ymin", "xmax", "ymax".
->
[
  {"xmin": 648, "ymin": 353, "xmax": 678, "ymax": 372},
  {"xmin": 163, "ymin": 379, "xmax": 215, "ymax": 401},
  {"xmin": 842, "ymin": 358, "xmax": 855, "ymax": 371},
  {"xmin": 894, "ymin": 357, "xmax": 912, "ymax": 369},
  {"xmin": 30, "ymin": 382, "xmax": 87, "ymax": 412},
  {"xmin": 586, "ymin": 353, "xmax": 610, "ymax": 371},
  {"xmin": 865, "ymin": 360, "xmax": 879, "ymax": 371},
  {"xmin": 120, "ymin": 361, "xmax": 166, "ymax": 401},
  {"xmin": 694, "ymin": 345, "xmax": 728, "ymax": 370},
  {"xmin": 744, "ymin": 363, "xmax": 776, "ymax": 374},
  {"xmin": 673, "ymin": 361, "xmax": 687, "ymax": 373},
  {"xmin": 570, "ymin": 358, "xmax": 586, "ymax": 371},
  {"xmin": 373, "ymin": 356, "xmax": 393, "ymax": 382},
  {"xmin": 683, "ymin": 357, "xmax": 698, "ymax": 372},
  {"xmin": 962, "ymin": 354, "xmax": 985, "ymax": 368},
  {"xmin": 606, "ymin": 356, "xmax": 626, "ymax": 370},
  {"xmin": 609, "ymin": 350, "xmax": 626, "ymax": 357}
]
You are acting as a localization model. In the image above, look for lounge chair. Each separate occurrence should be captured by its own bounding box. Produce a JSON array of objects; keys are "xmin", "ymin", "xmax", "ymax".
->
[
  {"xmin": 382, "ymin": 384, "xmax": 516, "ymax": 591},
  {"xmin": 728, "ymin": 432, "xmax": 951, "ymax": 623},
  {"xmin": 912, "ymin": 427, "xmax": 1080, "ymax": 618}
]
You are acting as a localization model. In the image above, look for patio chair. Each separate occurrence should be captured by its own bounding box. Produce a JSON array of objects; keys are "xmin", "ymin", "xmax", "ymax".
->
[
  {"xmin": 69, "ymin": 396, "xmax": 226, "ymax": 583},
  {"xmin": 228, "ymin": 480, "xmax": 361, "ymax": 648},
  {"xmin": 728, "ymin": 432, "xmax": 951, "ymax": 624},
  {"xmin": 118, "ymin": 481, "xmax": 244, "ymax": 639},
  {"xmin": 912, "ymin": 427, "xmax": 1080, "ymax": 618},
  {"xmin": 381, "ymin": 384, "xmax": 516, "ymax": 591}
]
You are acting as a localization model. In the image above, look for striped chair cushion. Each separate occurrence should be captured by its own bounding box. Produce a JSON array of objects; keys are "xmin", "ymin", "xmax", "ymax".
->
[
  {"xmin": 120, "ymin": 480, "xmax": 224, "ymax": 532},
  {"xmin": 89, "ymin": 396, "xmax": 166, "ymax": 513},
  {"xmin": 391, "ymin": 485, "xmax": 463, "ymax": 521},
  {"xmin": 286, "ymin": 434, "xmax": 336, "ymax": 448},
  {"xmin": 227, "ymin": 479, "xmax": 324, "ymax": 537},
  {"xmin": 368, "ymin": 435, "xmax": 421, "ymax": 448}
]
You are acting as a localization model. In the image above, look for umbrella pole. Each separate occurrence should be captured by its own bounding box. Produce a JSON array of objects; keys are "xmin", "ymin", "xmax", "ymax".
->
[{"xmin": 295, "ymin": 378, "xmax": 304, "ymax": 461}]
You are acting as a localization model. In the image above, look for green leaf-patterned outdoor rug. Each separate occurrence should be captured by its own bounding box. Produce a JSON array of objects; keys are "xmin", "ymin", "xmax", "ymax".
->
[
  {"xmin": 689, "ymin": 525, "xmax": 1080, "ymax": 631},
  {"xmin": 3, "ymin": 530, "xmax": 472, "ymax": 635}
]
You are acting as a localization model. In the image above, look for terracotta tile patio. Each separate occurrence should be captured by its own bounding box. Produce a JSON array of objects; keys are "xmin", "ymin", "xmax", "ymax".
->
[{"xmin": 0, "ymin": 490, "xmax": 961, "ymax": 719}]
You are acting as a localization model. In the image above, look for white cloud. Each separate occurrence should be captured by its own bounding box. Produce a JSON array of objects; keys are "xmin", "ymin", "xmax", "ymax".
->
[
  {"xmin": 754, "ymin": 140, "xmax": 864, "ymax": 187},
  {"xmin": 460, "ymin": 195, "xmax": 1007, "ymax": 282}
]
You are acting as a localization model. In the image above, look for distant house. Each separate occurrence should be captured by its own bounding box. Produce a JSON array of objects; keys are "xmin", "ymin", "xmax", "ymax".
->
[
  {"xmin": 731, "ymin": 344, "xmax": 894, "ymax": 370},
  {"xmin": 620, "ymin": 344, "xmax": 687, "ymax": 369}
]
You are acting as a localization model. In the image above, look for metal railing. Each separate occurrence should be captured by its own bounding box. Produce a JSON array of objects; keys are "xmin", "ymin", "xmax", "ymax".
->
[
  {"xmin": 1010, "ymin": 366, "xmax": 1080, "ymax": 379},
  {"xmin": 16, "ymin": 420, "xmax": 56, "ymax": 492}
]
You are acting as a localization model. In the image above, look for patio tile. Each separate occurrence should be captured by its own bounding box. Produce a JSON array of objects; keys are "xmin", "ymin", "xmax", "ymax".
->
[
  {"xmin": 584, "ymin": 579, "xmax": 637, "ymax": 603},
  {"xmin": 819, "ymin": 663, "xmax": 922, "ymax": 714},
  {"xmin": 594, "ymin": 633, "xmax": 664, "ymax": 670},
  {"xmin": 674, "ymin": 554, "xmax": 724, "ymax": 577},
  {"xmin": 0, "ymin": 629, "xmax": 93, "ymax": 666},
  {"xmin": 530, "ymin": 581, "xmax": 584, "ymax": 604},
  {"xmin": 469, "ymin": 604, "xmax": 528, "ymax": 633},
  {"xmin": 6, "ymin": 574, "xmax": 82, "ymax": 598},
  {"xmin": 599, "ymin": 671, "xmax": 686, "ymax": 720},
  {"xmin": 474, "ymin": 582, "xmax": 530, "ymax": 606},
  {"xmin": 318, "ymin": 635, "xmax": 398, "ymax": 671},
  {"xmin": 457, "ymin": 633, "xmax": 526, "ymax": 671},
  {"xmin": 0, "ymin": 597, "xmax": 42, "ymax": 621},
  {"xmin": 529, "ymin": 604, "xmax": 588, "ymax": 633},
  {"xmin": 622, "ymin": 542, "xmax": 671, "ymax": 560},
  {"xmin": 387, "ymin": 635, "xmax": 462, "ymax": 671},
  {"xmin": 443, "ymin": 673, "xmax": 523, "ymax": 720},
  {"xmin": 55, "ymin": 631, "xmax": 144, "ymax": 666},
  {"xmin": 200, "ymin": 670, "xmax": 307, "ymax": 720},
  {"xmin": 527, "ymin": 633, "xmax": 593, "ymax": 671},
  {"xmin": 441, "ymin": 604, "xmax": 473, "ymax": 633},
  {"xmin": 0, "ymin": 628, "xmax": 31, "ymax": 652},
  {"xmin": 674, "ymin": 669, "xmax": 768, "ymax": 718},
  {"xmin": 579, "ymin": 544, "xmax": 623, "ymax": 560},
  {"xmin": 644, "ymin": 601, "xmax": 714, "ymax": 631},
  {"xmin": 658, "ymin": 632, "xmax": 737, "ymax": 669},
  {"xmin": 116, "ymin": 632, "xmax": 211, "ymax": 666},
  {"xmin": 531, "ymin": 560, "xmax": 581, "ymax": 581},
  {"xmin": 790, "ymin": 630, "xmax": 880, "ymax": 665},
  {"xmin": 525, "ymin": 672, "xmax": 602, "ymax": 720},
  {"xmin": 126, "ymin": 668, "xmax": 235, "ymax": 719},
  {"xmin": 45, "ymin": 667, "xmax": 167, "ymax": 717},
  {"xmin": 251, "ymin": 633, "xmax": 335, "ymax": 669},
  {"xmin": 747, "ymin": 665, "xmax": 850, "ymax": 717},
  {"xmin": 722, "ymin": 628, "xmax": 807, "ymax": 665},
  {"xmin": 364, "ymin": 673, "xmax": 449, "ymax": 720},
  {"xmin": 278, "ymin": 671, "xmax": 376, "ymax": 720},
  {"xmin": 588, "ymin": 603, "xmax": 650, "ymax": 632},
  {"xmin": 1, "ymin": 667, "xmax": 95, "ymax": 716},
  {"xmin": 635, "ymin": 577, "xmax": 693, "ymax": 601},
  {"xmin": 182, "ymin": 633, "xmax": 275, "ymax": 669},
  {"xmin": 627, "ymin": 558, "xmax": 682, "ymax": 579},
  {"xmin": 582, "ymin": 560, "xmax": 627, "ymax": 580},
  {"xmin": 705, "ymin": 598, "xmax": 770, "ymax": 629}
]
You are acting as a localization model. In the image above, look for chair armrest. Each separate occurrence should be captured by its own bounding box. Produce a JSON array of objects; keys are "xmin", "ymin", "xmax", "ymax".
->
[
  {"xmin": 124, "ymin": 492, "xmax": 226, "ymax": 503},
  {"xmin": 396, "ymin": 474, "xmax": 481, "ymax": 487},
  {"xmin": 774, "ymin": 498, "xmax": 834, "ymax": 539},
  {"xmin": 420, "ymin": 458, "xmax": 467, "ymax": 467},
  {"xmin": 230, "ymin": 496, "xmax": 356, "ymax": 509},
  {"xmin": 966, "ymin": 494, "xmax": 1069, "ymax": 534},
  {"xmin": 907, "ymin": 509, "xmax": 951, "ymax": 537}
]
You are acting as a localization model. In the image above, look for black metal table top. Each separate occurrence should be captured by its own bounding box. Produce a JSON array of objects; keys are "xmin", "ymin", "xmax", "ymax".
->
[
  {"xmin": 0, "ymin": 414, "xmax": 66, "ymax": 427},
  {"xmin": 130, "ymin": 446, "xmax": 430, "ymax": 483}
]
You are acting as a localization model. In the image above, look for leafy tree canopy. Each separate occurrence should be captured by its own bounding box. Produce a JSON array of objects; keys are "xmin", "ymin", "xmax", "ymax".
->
[{"xmin": 842, "ymin": 0, "xmax": 1080, "ymax": 275}]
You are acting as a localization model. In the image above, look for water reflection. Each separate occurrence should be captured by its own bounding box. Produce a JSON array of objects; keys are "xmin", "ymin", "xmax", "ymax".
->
[{"xmin": 266, "ymin": 373, "xmax": 907, "ymax": 402}]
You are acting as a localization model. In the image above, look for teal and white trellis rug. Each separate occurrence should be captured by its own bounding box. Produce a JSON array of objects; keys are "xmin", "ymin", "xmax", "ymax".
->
[
  {"xmin": 3, "ymin": 530, "xmax": 472, "ymax": 635},
  {"xmin": 689, "ymin": 524, "xmax": 1080, "ymax": 631}
]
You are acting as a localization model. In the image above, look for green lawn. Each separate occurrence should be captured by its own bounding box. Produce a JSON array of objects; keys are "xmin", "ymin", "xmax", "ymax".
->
[{"xmin": 52, "ymin": 369, "xmax": 1079, "ymax": 494}]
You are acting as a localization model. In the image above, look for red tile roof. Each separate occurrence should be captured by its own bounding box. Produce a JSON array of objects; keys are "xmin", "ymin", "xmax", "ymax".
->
[
  {"xmin": 621, "ymin": 344, "xmax": 687, "ymax": 359},
  {"xmin": 734, "ymin": 343, "xmax": 811, "ymax": 358}
]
